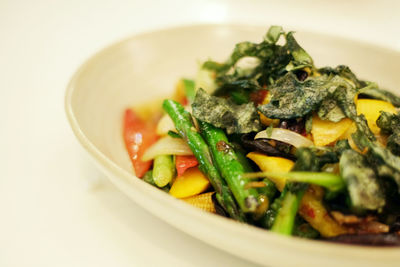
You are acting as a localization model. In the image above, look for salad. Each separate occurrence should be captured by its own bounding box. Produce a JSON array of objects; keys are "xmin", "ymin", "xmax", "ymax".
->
[{"xmin": 123, "ymin": 26, "xmax": 400, "ymax": 246}]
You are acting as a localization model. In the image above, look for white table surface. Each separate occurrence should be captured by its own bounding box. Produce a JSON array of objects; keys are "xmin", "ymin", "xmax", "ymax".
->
[{"xmin": 1, "ymin": 0, "xmax": 399, "ymax": 266}]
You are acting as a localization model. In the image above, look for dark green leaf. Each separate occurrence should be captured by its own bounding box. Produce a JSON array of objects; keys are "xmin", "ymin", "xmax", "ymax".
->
[
  {"xmin": 317, "ymin": 98, "xmax": 346, "ymax": 122},
  {"xmin": 318, "ymin": 65, "xmax": 366, "ymax": 89},
  {"xmin": 265, "ymin": 25, "xmax": 283, "ymax": 44},
  {"xmin": 377, "ymin": 111, "xmax": 400, "ymax": 133},
  {"xmin": 387, "ymin": 133, "xmax": 400, "ymax": 156},
  {"xmin": 339, "ymin": 149, "xmax": 385, "ymax": 211},
  {"xmin": 285, "ymin": 31, "xmax": 313, "ymax": 71},
  {"xmin": 359, "ymin": 86, "xmax": 400, "ymax": 107},
  {"xmin": 258, "ymin": 73, "xmax": 337, "ymax": 119},
  {"xmin": 376, "ymin": 112, "xmax": 400, "ymax": 156},
  {"xmin": 192, "ymin": 88, "xmax": 262, "ymax": 134}
]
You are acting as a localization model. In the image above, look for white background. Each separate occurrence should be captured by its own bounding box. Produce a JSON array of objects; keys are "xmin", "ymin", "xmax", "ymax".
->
[{"xmin": 1, "ymin": 0, "xmax": 399, "ymax": 266}]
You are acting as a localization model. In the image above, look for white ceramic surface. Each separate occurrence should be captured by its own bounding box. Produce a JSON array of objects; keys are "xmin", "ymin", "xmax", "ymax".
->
[{"xmin": 65, "ymin": 24, "xmax": 400, "ymax": 267}]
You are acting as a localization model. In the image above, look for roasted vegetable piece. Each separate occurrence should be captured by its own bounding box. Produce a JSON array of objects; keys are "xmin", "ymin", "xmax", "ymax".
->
[
  {"xmin": 153, "ymin": 155, "xmax": 175, "ymax": 187},
  {"xmin": 241, "ymin": 133, "xmax": 296, "ymax": 160},
  {"xmin": 199, "ymin": 120, "xmax": 261, "ymax": 213},
  {"xmin": 299, "ymin": 186, "xmax": 347, "ymax": 237},
  {"xmin": 123, "ymin": 109, "xmax": 158, "ymax": 178},
  {"xmin": 169, "ymin": 167, "xmax": 210, "ymax": 198},
  {"xmin": 175, "ymin": 155, "xmax": 198, "ymax": 177},
  {"xmin": 163, "ymin": 99, "xmax": 245, "ymax": 221}
]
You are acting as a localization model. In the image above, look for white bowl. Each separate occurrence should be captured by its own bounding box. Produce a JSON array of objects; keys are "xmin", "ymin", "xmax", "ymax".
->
[{"xmin": 65, "ymin": 24, "xmax": 400, "ymax": 267}]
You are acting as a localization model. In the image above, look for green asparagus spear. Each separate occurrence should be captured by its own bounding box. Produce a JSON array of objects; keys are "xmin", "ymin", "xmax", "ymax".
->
[
  {"xmin": 143, "ymin": 170, "xmax": 170, "ymax": 192},
  {"xmin": 162, "ymin": 99, "xmax": 245, "ymax": 221},
  {"xmin": 153, "ymin": 155, "xmax": 175, "ymax": 187},
  {"xmin": 243, "ymin": 171, "xmax": 345, "ymax": 192},
  {"xmin": 271, "ymin": 183, "xmax": 307, "ymax": 235},
  {"xmin": 270, "ymin": 148, "xmax": 315, "ymax": 235},
  {"xmin": 198, "ymin": 120, "xmax": 260, "ymax": 213}
]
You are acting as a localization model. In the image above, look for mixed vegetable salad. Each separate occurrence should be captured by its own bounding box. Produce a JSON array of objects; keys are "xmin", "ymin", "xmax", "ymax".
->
[{"xmin": 123, "ymin": 26, "xmax": 400, "ymax": 245}]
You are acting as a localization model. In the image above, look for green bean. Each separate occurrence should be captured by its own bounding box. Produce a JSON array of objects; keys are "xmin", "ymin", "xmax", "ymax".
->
[{"xmin": 162, "ymin": 99, "xmax": 245, "ymax": 221}]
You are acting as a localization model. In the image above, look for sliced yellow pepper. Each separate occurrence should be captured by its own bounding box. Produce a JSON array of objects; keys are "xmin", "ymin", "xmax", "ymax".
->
[
  {"xmin": 356, "ymin": 99, "xmax": 396, "ymax": 135},
  {"xmin": 311, "ymin": 116, "xmax": 352, "ymax": 146},
  {"xmin": 339, "ymin": 99, "xmax": 396, "ymax": 150},
  {"xmin": 299, "ymin": 186, "xmax": 347, "ymax": 237},
  {"xmin": 169, "ymin": 167, "xmax": 210, "ymax": 198},
  {"xmin": 247, "ymin": 152, "xmax": 294, "ymax": 191}
]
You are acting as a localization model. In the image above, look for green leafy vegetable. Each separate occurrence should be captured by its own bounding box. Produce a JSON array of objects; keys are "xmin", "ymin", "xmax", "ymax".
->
[
  {"xmin": 359, "ymin": 86, "xmax": 400, "ymax": 107},
  {"xmin": 318, "ymin": 65, "xmax": 366, "ymax": 89},
  {"xmin": 285, "ymin": 32, "xmax": 313, "ymax": 71},
  {"xmin": 339, "ymin": 149, "xmax": 385, "ymax": 211},
  {"xmin": 265, "ymin": 25, "xmax": 283, "ymax": 44},
  {"xmin": 199, "ymin": 120, "xmax": 261, "ymax": 213},
  {"xmin": 163, "ymin": 99, "xmax": 246, "ymax": 221},
  {"xmin": 271, "ymin": 185, "xmax": 306, "ymax": 235},
  {"xmin": 317, "ymin": 98, "xmax": 346, "ymax": 122},
  {"xmin": 377, "ymin": 111, "xmax": 400, "ymax": 156},
  {"xmin": 258, "ymin": 73, "xmax": 354, "ymax": 120},
  {"xmin": 192, "ymin": 88, "xmax": 262, "ymax": 134},
  {"xmin": 202, "ymin": 26, "xmax": 315, "ymax": 99},
  {"xmin": 245, "ymin": 171, "xmax": 345, "ymax": 192},
  {"xmin": 258, "ymin": 73, "xmax": 329, "ymax": 119}
]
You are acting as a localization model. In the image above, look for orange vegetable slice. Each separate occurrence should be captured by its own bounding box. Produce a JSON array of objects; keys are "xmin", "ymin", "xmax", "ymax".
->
[{"xmin": 169, "ymin": 167, "xmax": 210, "ymax": 198}]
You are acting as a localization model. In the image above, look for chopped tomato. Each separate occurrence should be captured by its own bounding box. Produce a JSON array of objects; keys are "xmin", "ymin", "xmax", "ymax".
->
[
  {"xmin": 123, "ymin": 109, "xmax": 158, "ymax": 178},
  {"xmin": 175, "ymin": 155, "xmax": 198, "ymax": 177}
]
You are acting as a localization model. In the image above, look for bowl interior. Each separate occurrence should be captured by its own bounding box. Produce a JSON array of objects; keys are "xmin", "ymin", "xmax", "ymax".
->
[{"xmin": 66, "ymin": 24, "xmax": 400, "ymax": 266}]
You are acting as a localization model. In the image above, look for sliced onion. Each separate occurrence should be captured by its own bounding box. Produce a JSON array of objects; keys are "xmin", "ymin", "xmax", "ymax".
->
[
  {"xmin": 142, "ymin": 136, "xmax": 193, "ymax": 161},
  {"xmin": 156, "ymin": 114, "xmax": 175, "ymax": 135},
  {"xmin": 195, "ymin": 68, "xmax": 217, "ymax": 94},
  {"xmin": 255, "ymin": 128, "xmax": 314, "ymax": 148},
  {"xmin": 156, "ymin": 106, "xmax": 192, "ymax": 136}
]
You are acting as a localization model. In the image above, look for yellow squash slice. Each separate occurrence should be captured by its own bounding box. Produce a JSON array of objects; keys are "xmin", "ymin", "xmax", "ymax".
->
[
  {"xmin": 311, "ymin": 116, "xmax": 352, "ymax": 146},
  {"xmin": 169, "ymin": 167, "xmax": 210, "ymax": 198},
  {"xmin": 247, "ymin": 152, "xmax": 294, "ymax": 191}
]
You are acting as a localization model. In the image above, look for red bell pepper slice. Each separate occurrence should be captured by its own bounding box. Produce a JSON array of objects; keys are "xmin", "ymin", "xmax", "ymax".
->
[
  {"xmin": 175, "ymin": 155, "xmax": 198, "ymax": 177},
  {"xmin": 123, "ymin": 109, "xmax": 158, "ymax": 178}
]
